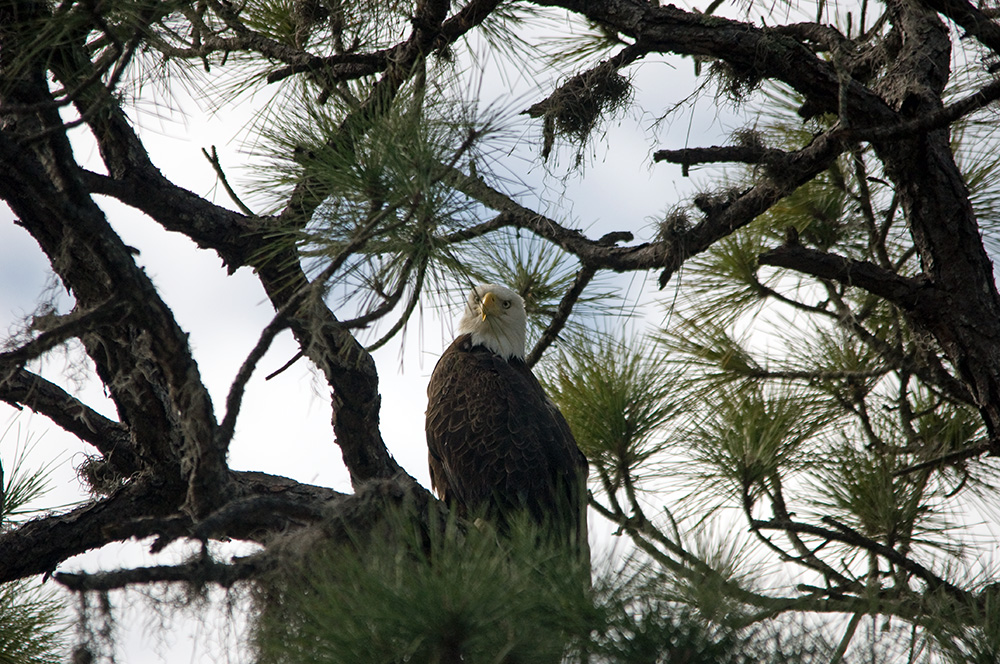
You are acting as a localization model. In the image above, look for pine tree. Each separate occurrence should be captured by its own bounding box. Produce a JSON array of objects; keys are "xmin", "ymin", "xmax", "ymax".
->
[{"xmin": 2, "ymin": 0, "xmax": 1000, "ymax": 661}]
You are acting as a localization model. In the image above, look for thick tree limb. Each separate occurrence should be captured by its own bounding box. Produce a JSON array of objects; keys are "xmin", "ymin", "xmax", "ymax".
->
[
  {"xmin": 532, "ymin": 0, "xmax": 895, "ymax": 123},
  {"xmin": 444, "ymin": 124, "xmax": 845, "ymax": 287},
  {"xmin": 0, "ymin": 476, "xmax": 178, "ymax": 584},
  {"xmin": 2, "ymin": 46, "xmax": 222, "ymax": 514},
  {"xmin": 918, "ymin": 0, "xmax": 1000, "ymax": 54},
  {"xmin": 53, "ymin": 474, "xmax": 431, "ymax": 592},
  {"xmin": 758, "ymin": 242, "xmax": 950, "ymax": 315},
  {"xmin": 653, "ymin": 143, "xmax": 790, "ymax": 171},
  {"xmin": 264, "ymin": 268, "xmax": 404, "ymax": 487},
  {"xmin": 847, "ymin": 78, "xmax": 1000, "ymax": 142},
  {"xmin": 77, "ymin": 170, "xmax": 262, "ymax": 273},
  {"xmin": 871, "ymin": 0, "xmax": 1000, "ymax": 448},
  {"xmin": 0, "ymin": 470, "xmax": 345, "ymax": 585}
]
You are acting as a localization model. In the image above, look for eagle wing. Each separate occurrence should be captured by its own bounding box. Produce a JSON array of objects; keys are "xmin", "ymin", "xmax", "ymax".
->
[{"xmin": 425, "ymin": 335, "xmax": 587, "ymax": 539}]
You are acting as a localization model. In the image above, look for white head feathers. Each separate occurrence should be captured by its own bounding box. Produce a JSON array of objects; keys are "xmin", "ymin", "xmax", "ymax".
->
[{"xmin": 458, "ymin": 284, "xmax": 527, "ymax": 360}]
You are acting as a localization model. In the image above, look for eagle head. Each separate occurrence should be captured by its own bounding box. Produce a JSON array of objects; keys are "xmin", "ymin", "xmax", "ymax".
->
[{"xmin": 458, "ymin": 284, "xmax": 527, "ymax": 361}]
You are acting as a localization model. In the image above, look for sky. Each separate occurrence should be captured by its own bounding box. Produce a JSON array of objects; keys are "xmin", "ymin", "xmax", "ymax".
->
[{"xmin": 0, "ymin": 18, "xmax": 745, "ymax": 661}]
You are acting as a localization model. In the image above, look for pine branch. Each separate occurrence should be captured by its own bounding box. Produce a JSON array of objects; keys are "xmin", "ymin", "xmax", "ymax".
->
[
  {"xmin": 653, "ymin": 144, "xmax": 791, "ymax": 174},
  {"xmin": 847, "ymin": 78, "xmax": 1000, "ymax": 141},
  {"xmin": 752, "ymin": 517, "xmax": 971, "ymax": 603},
  {"xmin": 533, "ymin": 0, "xmax": 895, "ymax": 122},
  {"xmin": 277, "ymin": 0, "xmax": 502, "ymax": 227},
  {"xmin": 594, "ymin": 496, "xmax": 879, "ymax": 619},
  {"xmin": 917, "ymin": 0, "xmax": 1000, "ymax": 55},
  {"xmin": 0, "ymin": 298, "xmax": 129, "ymax": 383},
  {"xmin": 265, "ymin": 52, "xmax": 390, "ymax": 85},
  {"xmin": 762, "ymin": 474, "xmax": 856, "ymax": 587},
  {"xmin": 0, "ymin": 477, "xmax": 177, "ymax": 584},
  {"xmin": 201, "ymin": 146, "xmax": 255, "ymax": 216},
  {"xmin": 0, "ymin": 470, "xmax": 344, "ymax": 584},
  {"xmin": 526, "ymin": 264, "xmax": 596, "ymax": 367},
  {"xmin": 216, "ymin": 308, "xmax": 294, "ymax": 454},
  {"xmin": 0, "ymin": 370, "xmax": 141, "ymax": 475},
  {"xmin": 54, "ymin": 556, "xmax": 260, "ymax": 592},
  {"xmin": 892, "ymin": 438, "xmax": 991, "ymax": 476},
  {"xmin": 758, "ymin": 241, "xmax": 947, "ymax": 314},
  {"xmin": 365, "ymin": 260, "xmax": 428, "ymax": 352}
]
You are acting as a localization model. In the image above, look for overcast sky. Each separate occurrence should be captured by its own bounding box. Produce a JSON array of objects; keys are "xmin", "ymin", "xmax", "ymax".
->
[{"xmin": 0, "ymin": 26, "xmax": 745, "ymax": 661}]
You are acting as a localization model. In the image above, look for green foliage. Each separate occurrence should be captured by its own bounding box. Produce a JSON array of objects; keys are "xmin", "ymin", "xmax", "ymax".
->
[
  {"xmin": 251, "ymin": 79, "xmax": 497, "ymax": 329},
  {"xmin": 815, "ymin": 440, "xmax": 936, "ymax": 546},
  {"xmin": 680, "ymin": 227, "xmax": 777, "ymax": 325},
  {"xmin": 600, "ymin": 78, "xmax": 1000, "ymax": 663},
  {"xmin": 251, "ymin": 503, "xmax": 804, "ymax": 664},
  {"xmin": 1, "ymin": 427, "xmax": 57, "ymax": 528},
  {"xmin": 252, "ymin": 508, "xmax": 593, "ymax": 664},
  {"xmin": 0, "ymin": 582, "xmax": 65, "ymax": 664},
  {"xmin": 684, "ymin": 384, "xmax": 834, "ymax": 512},
  {"xmin": 0, "ymin": 434, "xmax": 66, "ymax": 664},
  {"xmin": 929, "ymin": 587, "xmax": 1000, "ymax": 664},
  {"xmin": 10, "ymin": 2, "xmax": 1000, "ymax": 663},
  {"xmin": 657, "ymin": 317, "xmax": 764, "ymax": 393},
  {"xmin": 256, "ymin": 80, "xmax": 479, "ymax": 224},
  {"xmin": 542, "ymin": 335, "xmax": 678, "ymax": 492},
  {"xmin": 592, "ymin": 579, "xmax": 751, "ymax": 664}
]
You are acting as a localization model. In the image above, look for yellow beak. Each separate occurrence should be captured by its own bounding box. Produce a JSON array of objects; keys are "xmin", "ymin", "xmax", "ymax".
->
[{"xmin": 480, "ymin": 292, "xmax": 496, "ymax": 321}]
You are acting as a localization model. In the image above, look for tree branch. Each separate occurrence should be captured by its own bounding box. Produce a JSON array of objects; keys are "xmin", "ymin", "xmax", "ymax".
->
[
  {"xmin": 216, "ymin": 312, "xmax": 293, "ymax": 454},
  {"xmin": 918, "ymin": 0, "xmax": 1000, "ymax": 55},
  {"xmin": 752, "ymin": 517, "xmax": 971, "ymax": 603},
  {"xmin": 0, "ymin": 369, "xmax": 141, "ymax": 475},
  {"xmin": 0, "ymin": 298, "xmax": 129, "ymax": 383},
  {"xmin": 653, "ymin": 143, "xmax": 790, "ymax": 174},
  {"xmin": 0, "ymin": 477, "xmax": 178, "ymax": 584},
  {"xmin": 758, "ymin": 240, "xmax": 949, "ymax": 315},
  {"xmin": 531, "ymin": 0, "xmax": 895, "ymax": 123},
  {"xmin": 893, "ymin": 439, "xmax": 991, "ymax": 476},
  {"xmin": 54, "ymin": 555, "xmax": 260, "ymax": 592},
  {"xmin": 201, "ymin": 146, "xmax": 255, "ymax": 216},
  {"xmin": 526, "ymin": 264, "xmax": 597, "ymax": 368}
]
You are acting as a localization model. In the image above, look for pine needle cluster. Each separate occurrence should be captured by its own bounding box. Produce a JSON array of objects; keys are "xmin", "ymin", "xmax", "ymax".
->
[
  {"xmin": 250, "ymin": 503, "xmax": 811, "ymax": 664},
  {"xmin": 0, "ymin": 434, "xmax": 66, "ymax": 664}
]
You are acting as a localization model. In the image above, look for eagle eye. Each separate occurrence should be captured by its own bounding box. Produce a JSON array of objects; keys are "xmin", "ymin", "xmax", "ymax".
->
[{"xmin": 502, "ymin": 300, "xmax": 511, "ymax": 309}]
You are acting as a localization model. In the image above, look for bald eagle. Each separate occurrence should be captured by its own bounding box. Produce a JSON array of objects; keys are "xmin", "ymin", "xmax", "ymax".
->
[{"xmin": 425, "ymin": 284, "xmax": 588, "ymax": 549}]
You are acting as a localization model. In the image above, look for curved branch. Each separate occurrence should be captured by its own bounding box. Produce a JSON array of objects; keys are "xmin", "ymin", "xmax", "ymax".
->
[{"xmin": 532, "ymin": 0, "xmax": 895, "ymax": 123}]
